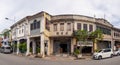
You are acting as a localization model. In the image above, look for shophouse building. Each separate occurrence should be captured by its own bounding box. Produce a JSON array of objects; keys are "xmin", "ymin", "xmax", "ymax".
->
[{"xmin": 11, "ymin": 11, "xmax": 120, "ymax": 57}]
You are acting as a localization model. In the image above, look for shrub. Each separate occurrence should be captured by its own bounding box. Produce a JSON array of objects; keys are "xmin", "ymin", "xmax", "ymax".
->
[
  {"xmin": 30, "ymin": 48, "xmax": 32, "ymax": 52},
  {"xmin": 19, "ymin": 42, "xmax": 27, "ymax": 53},
  {"xmin": 36, "ymin": 47, "xmax": 40, "ymax": 53},
  {"xmin": 74, "ymin": 48, "xmax": 80, "ymax": 56}
]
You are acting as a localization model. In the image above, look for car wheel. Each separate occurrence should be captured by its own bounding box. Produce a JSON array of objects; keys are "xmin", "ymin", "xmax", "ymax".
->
[
  {"xmin": 111, "ymin": 54, "xmax": 113, "ymax": 58},
  {"xmin": 117, "ymin": 53, "xmax": 120, "ymax": 56},
  {"xmin": 98, "ymin": 56, "xmax": 102, "ymax": 60}
]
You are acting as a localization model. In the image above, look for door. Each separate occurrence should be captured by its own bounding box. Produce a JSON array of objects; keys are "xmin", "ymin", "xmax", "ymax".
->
[
  {"xmin": 103, "ymin": 49, "xmax": 111, "ymax": 58},
  {"xmin": 102, "ymin": 50, "xmax": 108, "ymax": 58},
  {"xmin": 106, "ymin": 49, "xmax": 111, "ymax": 57}
]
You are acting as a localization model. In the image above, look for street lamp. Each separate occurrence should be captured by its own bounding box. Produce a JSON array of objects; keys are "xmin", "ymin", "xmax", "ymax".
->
[
  {"xmin": 5, "ymin": 17, "xmax": 16, "ymax": 23},
  {"xmin": 5, "ymin": 17, "xmax": 16, "ymax": 54},
  {"xmin": 5, "ymin": 18, "xmax": 9, "ymax": 20}
]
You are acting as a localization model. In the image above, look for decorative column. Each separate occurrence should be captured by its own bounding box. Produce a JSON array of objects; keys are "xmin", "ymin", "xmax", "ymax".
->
[
  {"xmin": 50, "ymin": 39, "xmax": 53, "ymax": 54},
  {"xmin": 71, "ymin": 38, "xmax": 74, "ymax": 54},
  {"xmin": 40, "ymin": 34, "xmax": 45, "ymax": 57},
  {"xmin": 94, "ymin": 43, "xmax": 97, "ymax": 51},
  {"xmin": 32, "ymin": 40, "xmax": 36, "ymax": 54},
  {"xmin": 47, "ymin": 39, "xmax": 50, "ymax": 55},
  {"xmin": 93, "ymin": 39, "xmax": 97, "ymax": 52},
  {"xmin": 26, "ymin": 37, "xmax": 30, "ymax": 56},
  {"xmin": 111, "ymin": 40, "xmax": 115, "ymax": 50},
  {"xmin": 17, "ymin": 40, "xmax": 20, "ymax": 55}
]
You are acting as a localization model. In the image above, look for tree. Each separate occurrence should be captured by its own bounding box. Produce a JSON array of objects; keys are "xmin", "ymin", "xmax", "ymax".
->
[
  {"xmin": 3, "ymin": 30, "xmax": 10, "ymax": 39},
  {"xmin": 74, "ymin": 30, "xmax": 89, "ymax": 54},
  {"xmin": 90, "ymin": 29, "xmax": 103, "ymax": 52}
]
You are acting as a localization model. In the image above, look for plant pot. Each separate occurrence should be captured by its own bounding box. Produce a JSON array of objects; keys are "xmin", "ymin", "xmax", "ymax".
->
[{"xmin": 77, "ymin": 54, "xmax": 82, "ymax": 59}]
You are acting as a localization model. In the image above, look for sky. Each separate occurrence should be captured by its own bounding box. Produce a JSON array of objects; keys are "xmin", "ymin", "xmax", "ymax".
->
[{"xmin": 0, "ymin": 0, "xmax": 120, "ymax": 32}]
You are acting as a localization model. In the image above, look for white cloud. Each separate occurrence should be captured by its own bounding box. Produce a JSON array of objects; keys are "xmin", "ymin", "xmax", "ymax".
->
[{"xmin": 0, "ymin": 0, "xmax": 120, "ymax": 32}]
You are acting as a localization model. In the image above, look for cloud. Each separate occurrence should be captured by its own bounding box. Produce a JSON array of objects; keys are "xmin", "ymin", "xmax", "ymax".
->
[{"xmin": 0, "ymin": 0, "xmax": 120, "ymax": 32}]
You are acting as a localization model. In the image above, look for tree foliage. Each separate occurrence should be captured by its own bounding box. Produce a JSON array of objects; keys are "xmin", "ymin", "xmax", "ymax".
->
[
  {"xmin": 90, "ymin": 29, "xmax": 103, "ymax": 43},
  {"xmin": 74, "ymin": 30, "xmax": 88, "ymax": 42},
  {"xmin": 74, "ymin": 29, "xmax": 103, "ymax": 53},
  {"xmin": 89, "ymin": 29, "xmax": 103, "ymax": 52}
]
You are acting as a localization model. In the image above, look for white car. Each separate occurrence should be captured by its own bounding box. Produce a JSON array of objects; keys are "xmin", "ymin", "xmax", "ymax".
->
[
  {"xmin": 93, "ymin": 48, "xmax": 113, "ymax": 60},
  {"xmin": 114, "ymin": 49, "xmax": 120, "ymax": 56}
]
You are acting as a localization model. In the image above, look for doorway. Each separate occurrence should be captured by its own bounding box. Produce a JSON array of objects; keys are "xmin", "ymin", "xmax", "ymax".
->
[
  {"xmin": 82, "ymin": 46, "xmax": 92, "ymax": 55},
  {"xmin": 53, "ymin": 37, "xmax": 71, "ymax": 54},
  {"xmin": 60, "ymin": 44, "xmax": 67, "ymax": 53}
]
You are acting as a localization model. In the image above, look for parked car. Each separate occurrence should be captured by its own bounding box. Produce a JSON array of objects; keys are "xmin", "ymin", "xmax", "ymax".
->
[
  {"xmin": 114, "ymin": 49, "xmax": 120, "ymax": 56},
  {"xmin": 0, "ymin": 45, "xmax": 12, "ymax": 53},
  {"xmin": 93, "ymin": 48, "xmax": 113, "ymax": 60}
]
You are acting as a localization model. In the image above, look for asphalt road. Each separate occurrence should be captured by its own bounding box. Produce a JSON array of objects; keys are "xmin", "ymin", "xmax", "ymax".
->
[{"xmin": 0, "ymin": 53, "xmax": 120, "ymax": 65}]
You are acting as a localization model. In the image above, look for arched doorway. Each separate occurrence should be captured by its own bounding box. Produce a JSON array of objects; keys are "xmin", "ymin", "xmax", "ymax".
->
[{"xmin": 19, "ymin": 39, "xmax": 27, "ymax": 53}]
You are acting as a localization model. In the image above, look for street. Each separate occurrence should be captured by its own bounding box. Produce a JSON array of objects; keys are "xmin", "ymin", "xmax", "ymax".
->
[{"xmin": 0, "ymin": 53, "xmax": 120, "ymax": 65}]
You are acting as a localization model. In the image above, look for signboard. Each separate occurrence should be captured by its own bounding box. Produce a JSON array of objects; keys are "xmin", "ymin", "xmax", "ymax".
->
[{"xmin": 77, "ymin": 41, "xmax": 93, "ymax": 46}]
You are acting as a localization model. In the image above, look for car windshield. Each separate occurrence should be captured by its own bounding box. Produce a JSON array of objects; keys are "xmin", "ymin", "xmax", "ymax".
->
[{"xmin": 6, "ymin": 47, "xmax": 11, "ymax": 49}]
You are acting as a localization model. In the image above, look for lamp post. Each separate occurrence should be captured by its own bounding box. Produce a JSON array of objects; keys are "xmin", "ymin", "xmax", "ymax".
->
[
  {"xmin": 5, "ymin": 17, "xmax": 16, "ymax": 23},
  {"xmin": 5, "ymin": 17, "xmax": 16, "ymax": 54}
]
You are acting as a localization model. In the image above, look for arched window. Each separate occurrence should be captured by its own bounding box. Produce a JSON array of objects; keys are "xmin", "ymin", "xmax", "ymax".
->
[
  {"xmin": 30, "ymin": 19, "xmax": 40, "ymax": 30},
  {"xmin": 33, "ymin": 20, "xmax": 37, "ymax": 29}
]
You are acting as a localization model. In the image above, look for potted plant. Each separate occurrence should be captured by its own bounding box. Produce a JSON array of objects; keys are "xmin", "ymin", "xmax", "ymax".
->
[{"xmin": 74, "ymin": 48, "xmax": 82, "ymax": 59}]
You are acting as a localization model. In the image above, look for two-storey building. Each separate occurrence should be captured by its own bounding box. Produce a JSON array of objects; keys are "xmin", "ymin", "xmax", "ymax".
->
[
  {"xmin": 11, "ymin": 16, "xmax": 30, "ymax": 54},
  {"xmin": 11, "ymin": 11, "xmax": 120, "ymax": 57}
]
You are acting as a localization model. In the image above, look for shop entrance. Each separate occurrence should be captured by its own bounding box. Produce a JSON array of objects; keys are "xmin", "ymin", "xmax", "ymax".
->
[
  {"xmin": 81, "ymin": 46, "xmax": 92, "ymax": 55},
  {"xmin": 60, "ymin": 44, "xmax": 68, "ymax": 53},
  {"xmin": 53, "ymin": 37, "xmax": 71, "ymax": 54}
]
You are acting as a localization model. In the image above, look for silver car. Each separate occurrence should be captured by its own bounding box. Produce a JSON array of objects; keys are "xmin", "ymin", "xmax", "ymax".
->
[
  {"xmin": 0, "ymin": 45, "xmax": 11, "ymax": 53},
  {"xmin": 114, "ymin": 49, "xmax": 120, "ymax": 56}
]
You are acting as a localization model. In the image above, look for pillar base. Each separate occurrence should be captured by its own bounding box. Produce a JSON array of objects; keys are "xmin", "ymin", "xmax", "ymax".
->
[
  {"xmin": 16, "ymin": 52, "xmax": 20, "ymax": 55},
  {"xmin": 40, "ymin": 52, "xmax": 45, "ymax": 58},
  {"xmin": 26, "ymin": 52, "xmax": 31, "ymax": 56},
  {"xmin": 41, "ymin": 54, "xmax": 45, "ymax": 58}
]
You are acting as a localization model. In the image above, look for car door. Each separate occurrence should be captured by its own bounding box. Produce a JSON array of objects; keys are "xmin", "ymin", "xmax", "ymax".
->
[
  {"xmin": 102, "ymin": 49, "xmax": 108, "ymax": 58},
  {"xmin": 105, "ymin": 49, "xmax": 111, "ymax": 57},
  {"xmin": 107, "ymin": 49, "xmax": 112, "ymax": 57}
]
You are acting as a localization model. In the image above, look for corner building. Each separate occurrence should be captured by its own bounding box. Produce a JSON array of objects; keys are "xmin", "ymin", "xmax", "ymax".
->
[{"xmin": 11, "ymin": 11, "xmax": 120, "ymax": 57}]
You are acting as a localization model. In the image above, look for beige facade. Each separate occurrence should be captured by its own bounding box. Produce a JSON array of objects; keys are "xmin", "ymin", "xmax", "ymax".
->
[{"xmin": 11, "ymin": 11, "xmax": 120, "ymax": 57}]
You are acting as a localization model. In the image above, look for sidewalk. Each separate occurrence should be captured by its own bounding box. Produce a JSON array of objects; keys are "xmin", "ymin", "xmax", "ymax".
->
[
  {"xmin": 11, "ymin": 53, "xmax": 92, "ymax": 61},
  {"xmin": 43, "ymin": 55, "xmax": 92, "ymax": 61}
]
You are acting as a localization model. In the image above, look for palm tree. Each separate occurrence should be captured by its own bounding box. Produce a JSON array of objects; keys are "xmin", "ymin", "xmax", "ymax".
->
[{"xmin": 90, "ymin": 29, "xmax": 103, "ymax": 52}]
